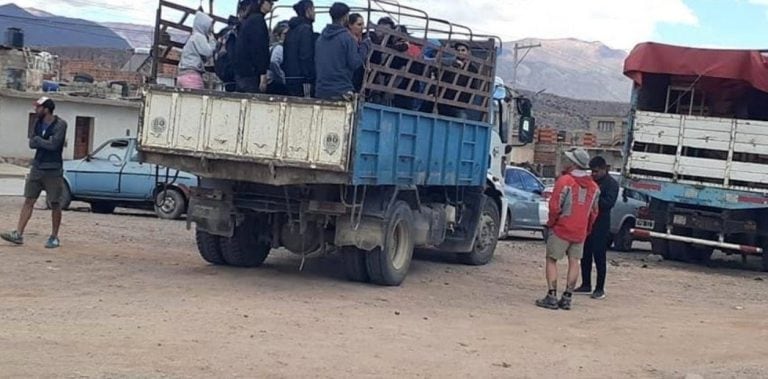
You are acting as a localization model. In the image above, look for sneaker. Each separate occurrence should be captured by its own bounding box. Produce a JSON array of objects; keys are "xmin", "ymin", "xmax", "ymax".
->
[
  {"xmin": 1, "ymin": 230, "xmax": 23, "ymax": 245},
  {"xmin": 45, "ymin": 236, "xmax": 60, "ymax": 249},
  {"xmin": 591, "ymin": 290, "xmax": 606, "ymax": 300},
  {"xmin": 558, "ymin": 294, "xmax": 573, "ymax": 310},
  {"xmin": 574, "ymin": 285, "xmax": 592, "ymax": 294},
  {"xmin": 535, "ymin": 294, "xmax": 559, "ymax": 310}
]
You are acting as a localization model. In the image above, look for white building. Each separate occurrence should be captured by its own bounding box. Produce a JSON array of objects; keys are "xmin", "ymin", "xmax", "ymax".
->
[{"xmin": 0, "ymin": 89, "xmax": 140, "ymax": 161}]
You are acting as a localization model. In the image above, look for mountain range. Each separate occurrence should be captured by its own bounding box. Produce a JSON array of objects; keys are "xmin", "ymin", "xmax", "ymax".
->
[{"xmin": 0, "ymin": 2, "xmax": 632, "ymax": 103}]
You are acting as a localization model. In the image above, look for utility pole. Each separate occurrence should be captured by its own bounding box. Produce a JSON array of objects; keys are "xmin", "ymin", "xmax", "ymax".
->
[{"xmin": 511, "ymin": 42, "xmax": 542, "ymax": 89}]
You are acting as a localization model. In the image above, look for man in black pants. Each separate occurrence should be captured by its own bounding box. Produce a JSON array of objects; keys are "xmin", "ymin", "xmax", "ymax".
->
[{"xmin": 575, "ymin": 156, "xmax": 618, "ymax": 299}]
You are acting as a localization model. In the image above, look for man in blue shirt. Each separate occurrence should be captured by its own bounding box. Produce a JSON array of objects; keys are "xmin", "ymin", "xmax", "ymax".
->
[{"xmin": 1, "ymin": 97, "xmax": 68, "ymax": 249}]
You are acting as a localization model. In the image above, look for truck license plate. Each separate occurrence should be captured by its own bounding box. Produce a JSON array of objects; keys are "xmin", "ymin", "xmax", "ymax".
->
[
  {"xmin": 673, "ymin": 215, "xmax": 687, "ymax": 226},
  {"xmin": 636, "ymin": 219, "xmax": 655, "ymax": 230}
]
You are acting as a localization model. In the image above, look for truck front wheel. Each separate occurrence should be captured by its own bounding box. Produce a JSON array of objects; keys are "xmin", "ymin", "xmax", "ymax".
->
[
  {"xmin": 366, "ymin": 201, "xmax": 414, "ymax": 286},
  {"xmin": 459, "ymin": 197, "xmax": 500, "ymax": 266},
  {"xmin": 219, "ymin": 216, "xmax": 271, "ymax": 268},
  {"xmin": 195, "ymin": 229, "xmax": 225, "ymax": 265}
]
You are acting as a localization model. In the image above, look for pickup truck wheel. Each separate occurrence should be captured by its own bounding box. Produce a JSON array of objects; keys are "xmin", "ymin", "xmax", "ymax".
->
[
  {"xmin": 459, "ymin": 197, "xmax": 500, "ymax": 266},
  {"xmin": 219, "ymin": 217, "xmax": 271, "ymax": 268},
  {"xmin": 613, "ymin": 221, "xmax": 634, "ymax": 252},
  {"xmin": 195, "ymin": 229, "xmax": 225, "ymax": 265},
  {"xmin": 91, "ymin": 202, "xmax": 115, "ymax": 214},
  {"xmin": 154, "ymin": 188, "xmax": 186, "ymax": 220},
  {"xmin": 341, "ymin": 246, "xmax": 369, "ymax": 282},
  {"xmin": 366, "ymin": 201, "xmax": 414, "ymax": 286}
]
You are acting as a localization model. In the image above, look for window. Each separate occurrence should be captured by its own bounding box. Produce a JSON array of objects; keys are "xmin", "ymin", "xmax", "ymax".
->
[
  {"xmin": 91, "ymin": 139, "xmax": 130, "ymax": 162},
  {"xmin": 519, "ymin": 170, "xmax": 544, "ymax": 193},
  {"xmin": 505, "ymin": 169, "xmax": 523, "ymax": 189},
  {"xmin": 597, "ymin": 121, "xmax": 615, "ymax": 133}
]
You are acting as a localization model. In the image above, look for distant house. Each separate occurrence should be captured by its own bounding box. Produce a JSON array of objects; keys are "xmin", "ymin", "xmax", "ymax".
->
[{"xmin": 0, "ymin": 89, "xmax": 140, "ymax": 161}]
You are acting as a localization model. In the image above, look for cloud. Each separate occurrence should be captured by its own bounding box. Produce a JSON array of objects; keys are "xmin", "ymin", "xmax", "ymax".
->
[
  {"xmin": 8, "ymin": 0, "xmax": 698, "ymax": 49},
  {"xmin": 405, "ymin": 0, "xmax": 698, "ymax": 49}
]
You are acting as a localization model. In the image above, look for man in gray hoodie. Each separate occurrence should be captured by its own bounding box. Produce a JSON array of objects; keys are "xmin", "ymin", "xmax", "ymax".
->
[
  {"xmin": 314, "ymin": 2, "xmax": 363, "ymax": 100},
  {"xmin": 178, "ymin": 11, "xmax": 216, "ymax": 89}
]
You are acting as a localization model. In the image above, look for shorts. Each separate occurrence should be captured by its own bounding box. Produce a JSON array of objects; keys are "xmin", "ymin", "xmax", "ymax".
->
[
  {"xmin": 546, "ymin": 233, "xmax": 584, "ymax": 261},
  {"xmin": 24, "ymin": 172, "xmax": 64, "ymax": 203}
]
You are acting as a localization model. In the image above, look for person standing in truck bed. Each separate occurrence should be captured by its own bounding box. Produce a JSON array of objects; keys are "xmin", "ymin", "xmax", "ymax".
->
[
  {"xmin": 314, "ymin": 2, "xmax": 363, "ymax": 100},
  {"xmin": 1, "ymin": 97, "xmax": 67, "ymax": 249},
  {"xmin": 234, "ymin": 0, "xmax": 275, "ymax": 93},
  {"xmin": 283, "ymin": 0, "xmax": 316, "ymax": 97},
  {"xmin": 177, "ymin": 11, "xmax": 216, "ymax": 90}
]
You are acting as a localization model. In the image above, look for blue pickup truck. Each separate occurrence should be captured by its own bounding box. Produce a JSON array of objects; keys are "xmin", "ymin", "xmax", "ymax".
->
[{"xmin": 60, "ymin": 138, "xmax": 197, "ymax": 219}]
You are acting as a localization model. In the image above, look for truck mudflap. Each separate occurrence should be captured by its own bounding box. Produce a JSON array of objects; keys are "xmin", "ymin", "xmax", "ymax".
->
[
  {"xmin": 187, "ymin": 187, "xmax": 236, "ymax": 238},
  {"xmin": 631, "ymin": 229, "xmax": 763, "ymax": 255}
]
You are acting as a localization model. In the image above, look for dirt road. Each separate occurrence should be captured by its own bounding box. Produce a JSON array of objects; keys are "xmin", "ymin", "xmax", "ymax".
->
[{"xmin": 0, "ymin": 196, "xmax": 767, "ymax": 378}]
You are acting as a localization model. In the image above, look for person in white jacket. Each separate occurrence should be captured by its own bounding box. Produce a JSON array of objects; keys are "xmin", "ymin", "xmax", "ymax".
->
[{"xmin": 177, "ymin": 12, "xmax": 216, "ymax": 89}]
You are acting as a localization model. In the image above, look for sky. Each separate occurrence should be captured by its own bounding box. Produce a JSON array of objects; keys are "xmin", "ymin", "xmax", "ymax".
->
[{"xmin": 6, "ymin": 0, "xmax": 768, "ymax": 50}]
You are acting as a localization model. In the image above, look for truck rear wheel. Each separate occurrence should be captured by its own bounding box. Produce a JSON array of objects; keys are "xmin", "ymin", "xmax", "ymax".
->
[
  {"xmin": 195, "ymin": 229, "xmax": 225, "ymax": 265},
  {"xmin": 341, "ymin": 247, "xmax": 369, "ymax": 282},
  {"xmin": 458, "ymin": 197, "xmax": 500, "ymax": 266},
  {"xmin": 219, "ymin": 217, "xmax": 271, "ymax": 268},
  {"xmin": 366, "ymin": 201, "xmax": 414, "ymax": 286}
]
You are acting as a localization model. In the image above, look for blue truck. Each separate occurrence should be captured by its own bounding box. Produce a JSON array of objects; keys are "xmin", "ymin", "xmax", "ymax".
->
[
  {"xmin": 622, "ymin": 42, "xmax": 768, "ymax": 271},
  {"xmin": 137, "ymin": 0, "xmax": 534, "ymax": 285}
]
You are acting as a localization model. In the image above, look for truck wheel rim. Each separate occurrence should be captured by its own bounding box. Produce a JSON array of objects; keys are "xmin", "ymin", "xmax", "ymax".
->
[
  {"xmin": 475, "ymin": 213, "xmax": 495, "ymax": 252},
  {"xmin": 389, "ymin": 221, "xmax": 409, "ymax": 271}
]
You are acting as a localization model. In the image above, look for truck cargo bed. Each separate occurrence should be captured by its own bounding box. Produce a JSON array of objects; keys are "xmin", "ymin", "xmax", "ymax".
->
[
  {"xmin": 628, "ymin": 110, "xmax": 768, "ymax": 193},
  {"xmin": 138, "ymin": 87, "xmax": 492, "ymax": 187}
]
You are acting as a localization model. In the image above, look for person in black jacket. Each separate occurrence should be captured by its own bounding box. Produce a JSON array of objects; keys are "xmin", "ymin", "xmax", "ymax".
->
[
  {"xmin": 575, "ymin": 156, "xmax": 619, "ymax": 299},
  {"xmin": 234, "ymin": 0, "xmax": 275, "ymax": 93},
  {"xmin": 283, "ymin": 0, "xmax": 316, "ymax": 97},
  {"xmin": 1, "ymin": 97, "xmax": 67, "ymax": 249}
]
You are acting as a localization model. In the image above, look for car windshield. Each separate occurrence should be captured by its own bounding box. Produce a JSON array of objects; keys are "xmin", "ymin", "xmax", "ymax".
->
[{"xmin": 91, "ymin": 140, "xmax": 130, "ymax": 162}]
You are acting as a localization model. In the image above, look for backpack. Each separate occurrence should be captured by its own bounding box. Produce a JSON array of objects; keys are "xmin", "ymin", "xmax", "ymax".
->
[{"xmin": 214, "ymin": 22, "xmax": 239, "ymax": 84}]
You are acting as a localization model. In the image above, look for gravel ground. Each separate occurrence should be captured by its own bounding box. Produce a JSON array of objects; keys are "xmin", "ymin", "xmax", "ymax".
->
[{"xmin": 0, "ymin": 196, "xmax": 767, "ymax": 378}]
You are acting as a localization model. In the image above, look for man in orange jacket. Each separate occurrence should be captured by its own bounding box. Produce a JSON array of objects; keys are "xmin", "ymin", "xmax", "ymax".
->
[{"xmin": 536, "ymin": 148, "xmax": 600, "ymax": 310}]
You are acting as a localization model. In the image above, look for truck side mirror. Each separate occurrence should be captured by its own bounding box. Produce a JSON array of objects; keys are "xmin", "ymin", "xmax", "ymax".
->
[
  {"xmin": 497, "ymin": 99, "xmax": 509, "ymax": 144},
  {"xmin": 518, "ymin": 116, "xmax": 535, "ymax": 144}
]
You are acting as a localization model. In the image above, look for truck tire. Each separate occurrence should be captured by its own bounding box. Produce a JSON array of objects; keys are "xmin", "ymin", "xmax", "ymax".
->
[
  {"xmin": 195, "ymin": 229, "xmax": 225, "ymax": 265},
  {"xmin": 459, "ymin": 197, "xmax": 501, "ymax": 266},
  {"xmin": 154, "ymin": 188, "xmax": 186, "ymax": 220},
  {"xmin": 613, "ymin": 221, "xmax": 634, "ymax": 252},
  {"xmin": 219, "ymin": 217, "xmax": 271, "ymax": 268},
  {"xmin": 366, "ymin": 201, "xmax": 414, "ymax": 286},
  {"xmin": 341, "ymin": 246, "xmax": 369, "ymax": 282},
  {"xmin": 91, "ymin": 202, "xmax": 116, "ymax": 214}
]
